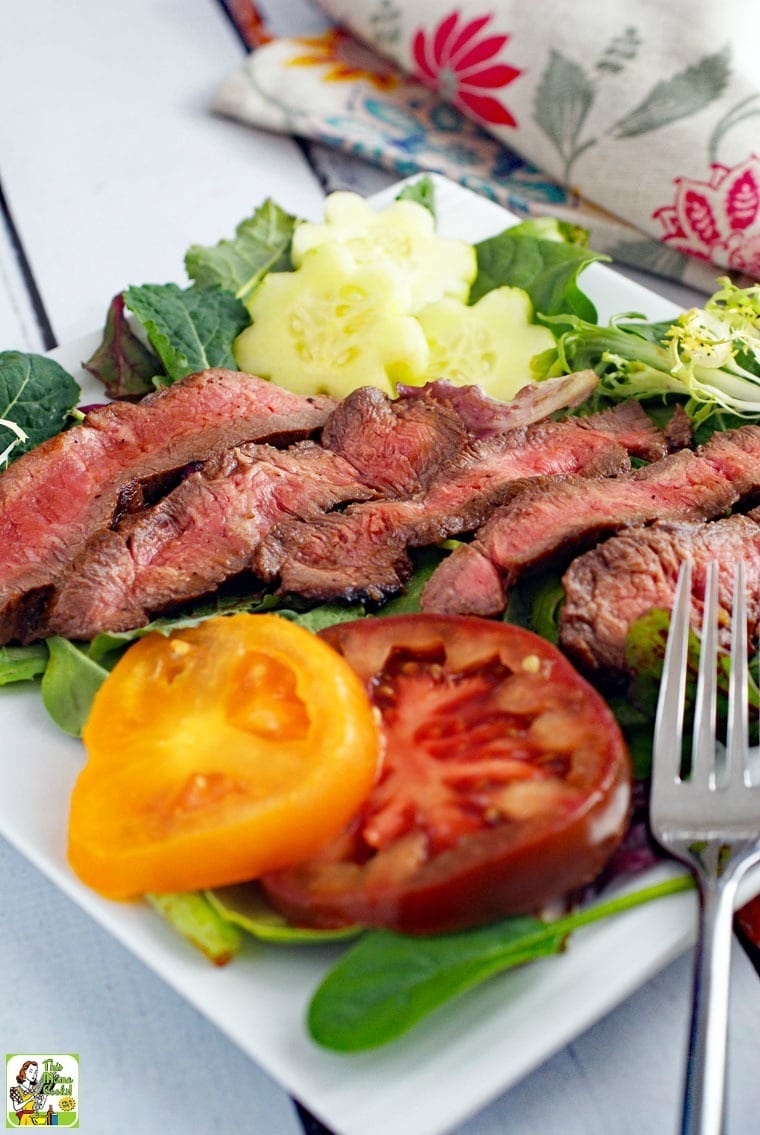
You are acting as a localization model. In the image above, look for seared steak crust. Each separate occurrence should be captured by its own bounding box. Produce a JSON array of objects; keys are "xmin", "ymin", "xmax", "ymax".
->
[
  {"xmin": 664, "ymin": 403, "xmax": 695, "ymax": 451},
  {"xmin": 559, "ymin": 515, "xmax": 760, "ymax": 674},
  {"xmin": 42, "ymin": 441, "xmax": 371, "ymax": 641},
  {"xmin": 321, "ymin": 373, "xmax": 614, "ymax": 497},
  {"xmin": 0, "ymin": 369, "xmax": 334, "ymax": 643},
  {"xmin": 256, "ymin": 504, "xmax": 414, "ymax": 605}
]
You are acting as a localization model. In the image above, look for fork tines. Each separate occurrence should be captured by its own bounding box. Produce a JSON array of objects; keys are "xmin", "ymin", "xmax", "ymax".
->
[{"xmin": 651, "ymin": 558, "xmax": 760, "ymax": 838}]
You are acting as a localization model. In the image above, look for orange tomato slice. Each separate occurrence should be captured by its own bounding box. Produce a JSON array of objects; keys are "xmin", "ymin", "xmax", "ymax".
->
[{"xmin": 69, "ymin": 614, "xmax": 380, "ymax": 899}]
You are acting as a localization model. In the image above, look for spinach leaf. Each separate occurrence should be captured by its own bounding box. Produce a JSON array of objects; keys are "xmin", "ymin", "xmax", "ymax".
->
[
  {"xmin": 0, "ymin": 351, "xmax": 80, "ymax": 466},
  {"xmin": 471, "ymin": 231, "xmax": 606, "ymax": 321},
  {"xmin": 185, "ymin": 199, "xmax": 298, "ymax": 302},
  {"xmin": 83, "ymin": 293, "xmax": 163, "ymax": 397},
  {"xmin": 86, "ymin": 590, "xmax": 283, "ymax": 662},
  {"xmin": 277, "ymin": 604, "xmax": 366, "ymax": 634},
  {"xmin": 501, "ymin": 216, "xmax": 589, "ymax": 246},
  {"xmin": 308, "ymin": 875, "xmax": 692, "ymax": 1050},
  {"xmin": 395, "ymin": 174, "xmax": 436, "ymax": 217},
  {"xmin": 124, "ymin": 283, "xmax": 249, "ymax": 384},
  {"xmin": 504, "ymin": 568, "xmax": 565, "ymax": 643},
  {"xmin": 0, "ymin": 643, "xmax": 48, "ymax": 685},
  {"xmin": 40, "ymin": 637, "xmax": 109, "ymax": 737},
  {"xmin": 310, "ymin": 915, "xmax": 563, "ymax": 1052}
]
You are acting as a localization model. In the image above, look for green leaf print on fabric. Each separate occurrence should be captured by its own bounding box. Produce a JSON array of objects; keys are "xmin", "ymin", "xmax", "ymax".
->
[
  {"xmin": 368, "ymin": 0, "xmax": 403, "ymax": 48},
  {"xmin": 533, "ymin": 50, "xmax": 596, "ymax": 182},
  {"xmin": 611, "ymin": 46, "xmax": 731, "ymax": 138},
  {"xmin": 708, "ymin": 93, "xmax": 760, "ymax": 164},
  {"xmin": 606, "ymin": 238, "xmax": 690, "ymax": 282}
]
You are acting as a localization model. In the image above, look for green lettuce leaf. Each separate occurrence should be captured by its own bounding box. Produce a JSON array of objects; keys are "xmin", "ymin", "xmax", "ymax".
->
[
  {"xmin": 377, "ymin": 545, "xmax": 451, "ymax": 616},
  {"xmin": 185, "ymin": 199, "xmax": 298, "ymax": 302},
  {"xmin": 503, "ymin": 568, "xmax": 566, "ymax": 643},
  {"xmin": 206, "ymin": 885, "xmax": 359, "ymax": 944},
  {"xmin": 146, "ymin": 892, "xmax": 243, "ymax": 965},
  {"xmin": 623, "ymin": 607, "xmax": 760, "ymax": 778},
  {"xmin": 124, "ymin": 282, "xmax": 249, "ymax": 384},
  {"xmin": 276, "ymin": 604, "xmax": 366, "ymax": 634},
  {"xmin": 86, "ymin": 591, "xmax": 283, "ymax": 662}
]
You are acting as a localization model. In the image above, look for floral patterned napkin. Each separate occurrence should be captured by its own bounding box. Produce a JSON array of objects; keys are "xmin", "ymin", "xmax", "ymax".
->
[{"xmin": 215, "ymin": 0, "xmax": 760, "ymax": 290}]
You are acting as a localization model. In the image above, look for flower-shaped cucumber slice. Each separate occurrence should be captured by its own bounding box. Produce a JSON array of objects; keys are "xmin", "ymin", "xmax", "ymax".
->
[
  {"xmin": 234, "ymin": 243, "xmax": 429, "ymax": 398},
  {"xmin": 416, "ymin": 287, "xmax": 556, "ymax": 401},
  {"xmin": 291, "ymin": 192, "xmax": 476, "ymax": 312}
]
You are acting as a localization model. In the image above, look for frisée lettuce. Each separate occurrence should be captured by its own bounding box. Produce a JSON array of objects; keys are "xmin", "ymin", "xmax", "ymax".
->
[{"xmin": 540, "ymin": 278, "xmax": 760, "ymax": 425}]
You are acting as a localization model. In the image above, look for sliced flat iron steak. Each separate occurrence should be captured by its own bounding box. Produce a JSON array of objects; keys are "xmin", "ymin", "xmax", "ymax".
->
[
  {"xmin": 0, "ymin": 369, "xmax": 334, "ymax": 643},
  {"xmin": 42, "ymin": 441, "xmax": 372, "ymax": 641},
  {"xmin": 256, "ymin": 414, "xmax": 633, "ymax": 604},
  {"xmin": 421, "ymin": 425, "xmax": 760, "ymax": 617}
]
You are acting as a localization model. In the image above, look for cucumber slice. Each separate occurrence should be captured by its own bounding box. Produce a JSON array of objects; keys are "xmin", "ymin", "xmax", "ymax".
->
[
  {"xmin": 291, "ymin": 192, "xmax": 476, "ymax": 311},
  {"xmin": 234, "ymin": 243, "xmax": 429, "ymax": 398},
  {"xmin": 416, "ymin": 287, "xmax": 557, "ymax": 400}
]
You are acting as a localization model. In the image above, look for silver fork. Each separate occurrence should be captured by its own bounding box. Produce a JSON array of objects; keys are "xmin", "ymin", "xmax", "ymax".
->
[{"xmin": 651, "ymin": 558, "xmax": 760, "ymax": 1135}]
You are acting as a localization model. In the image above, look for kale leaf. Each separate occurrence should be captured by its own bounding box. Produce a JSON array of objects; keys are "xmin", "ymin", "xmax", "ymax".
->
[{"xmin": 0, "ymin": 351, "xmax": 80, "ymax": 466}]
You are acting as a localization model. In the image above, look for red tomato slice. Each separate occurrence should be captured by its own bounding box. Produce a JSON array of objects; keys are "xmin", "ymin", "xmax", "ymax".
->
[{"xmin": 262, "ymin": 614, "xmax": 633, "ymax": 935}]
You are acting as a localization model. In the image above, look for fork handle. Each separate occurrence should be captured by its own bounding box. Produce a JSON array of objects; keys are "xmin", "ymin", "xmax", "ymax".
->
[{"xmin": 681, "ymin": 871, "xmax": 738, "ymax": 1135}]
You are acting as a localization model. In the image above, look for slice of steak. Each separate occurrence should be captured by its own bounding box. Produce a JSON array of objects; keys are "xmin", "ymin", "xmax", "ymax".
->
[
  {"xmin": 579, "ymin": 400, "xmax": 669, "ymax": 462},
  {"xmin": 559, "ymin": 515, "xmax": 760, "ymax": 675},
  {"xmin": 256, "ymin": 415, "xmax": 632, "ymax": 604},
  {"xmin": 395, "ymin": 370, "xmax": 599, "ymax": 437},
  {"xmin": 700, "ymin": 423, "xmax": 760, "ymax": 496},
  {"xmin": 664, "ymin": 403, "xmax": 695, "ymax": 451},
  {"xmin": 421, "ymin": 424, "xmax": 760, "ymax": 617},
  {"xmin": 42, "ymin": 441, "xmax": 372, "ymax": 641},
  {"xmin": 0, "ymin": 369, "xmax": 334, "ymax": 644},
  {"xmin": 321, "ymin": 385, "xmax": 467, "ymax": 496},
  {"xmin": 419, "ymin": 542, "xmax": 507, "ymax": 618},
  {"xmin": 256, "ymin": 503, "xmax": 414, "ymax": 605},
  {"xmin": 321, "ymin": 373, "xmax": 606, "ymax": 498}
]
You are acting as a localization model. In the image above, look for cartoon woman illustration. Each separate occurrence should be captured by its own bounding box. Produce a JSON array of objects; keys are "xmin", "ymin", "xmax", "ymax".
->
[{"xmin": 8, "ymin": 1061, "xmax": 52, "ymax": 1126}]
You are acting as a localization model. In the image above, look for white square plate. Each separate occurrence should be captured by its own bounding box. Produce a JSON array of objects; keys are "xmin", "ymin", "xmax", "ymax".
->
[{"xmin": 1, "ymin": 176, "xmax": 751, "ymax": 1135}]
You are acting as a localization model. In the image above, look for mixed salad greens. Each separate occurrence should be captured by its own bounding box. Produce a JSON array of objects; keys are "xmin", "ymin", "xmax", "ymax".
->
[
  {"xmin": 540, "ymin": 278, "xmax": 760, "ymax": 426},
  {"xmin": 3, "ymin": 175, "xmax": 760, "ymax": 1051}
]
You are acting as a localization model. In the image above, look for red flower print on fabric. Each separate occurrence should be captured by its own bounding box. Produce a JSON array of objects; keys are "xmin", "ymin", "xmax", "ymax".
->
[
  {"xmin": 654, "ymin": 155, "xmax": 760, "ymax": 276},
  {"xmin": 412, "ymin": 10, "xmax": 522, "ymax": 127}
]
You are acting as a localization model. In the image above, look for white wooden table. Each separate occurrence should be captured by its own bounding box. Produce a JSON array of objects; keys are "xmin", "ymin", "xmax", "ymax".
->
[{"xmin": 1, "ymin": 3, "xmax": 759, "ymax": 1133}]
